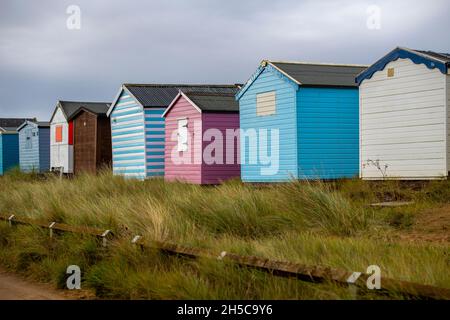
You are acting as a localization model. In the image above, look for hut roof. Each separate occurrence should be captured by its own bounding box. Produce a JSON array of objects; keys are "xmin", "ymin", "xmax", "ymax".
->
[
  {"xmin": 51, "ymin": 101, "xmax": 110, "ymax": 122},
  {"xmin": 269, "ymin": 61, "xmax": 367, "ymax": 87},
  {"xmin": 108, "ymin": 84, "xmax": 240, "ymax": 116},
  {"xmin": 236, "ymin": 60, "xmax": 367, "ymax": 99},
  {"xmin": 67, "ymin": 104, "xmax": 111, "ymax": 121},
  {"xmin": 356, "ymin": 47, "xmax": 450, "ymax": 84},
  {"xmin": 16, "ymin": 120, "xmax": 50, "ymax": 132},
  {"xmin": 0, "ymin": 118, "xmax": 36, "ymax": 133},
  {"xmin": 163, "ymin": 91, "xmax": 239, "ymax": 117}
]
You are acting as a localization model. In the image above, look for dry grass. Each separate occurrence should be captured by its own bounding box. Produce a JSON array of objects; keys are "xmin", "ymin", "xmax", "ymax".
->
[{"xmin": 0, "ymin": 169, "xmax": 448, "ymax": 299}]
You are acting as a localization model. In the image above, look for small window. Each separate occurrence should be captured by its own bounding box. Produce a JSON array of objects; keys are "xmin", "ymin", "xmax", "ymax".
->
[
  {"xmin": 177, "ymin": 119, "xmax": 188, "ymax": 152},
  {"xmin": 55, "ymin": 125, "xmax": 63, "ymax": 143},
  {"xmin": 256, "ymin": 91, "xmax": 276, "ymax": 116},
  {"xmin": 387, "ymin": 68, "xmax": 395, "ymax": 77}
]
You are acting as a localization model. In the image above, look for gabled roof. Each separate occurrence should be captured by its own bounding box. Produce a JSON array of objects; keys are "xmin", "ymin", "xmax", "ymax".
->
[
  {"xmin": 0, "ymin": 118, "xmax": 36, "ymax": 133},
  {"xmin": 67, "ymin": 104, "xmax": 110, "ymax": 121},
  {"xmin": 17, "ymin": 120, "xmax": 50, "ymax": 132},
  {"xmin": 270, "ymin": 61, "xmax": 368, "ymax": 86},
  {"xmin": 50, "ymin": 101, "xmax": 110, "ymax": 122},
  {"xmin": 162, "ymin": 90, "xmax": 239, "ymax": 117},
  {"xmin": 187, "ymin": 92, "xmax": 239, "ymax": 112},
  {"xmin": 236, "ymin": 60, "xmax": 368, "ymax": 100},
  {"xmin": 108, "ymin": 84, "xmax": 240, "ymax": 116},
  {"xmin": 356, "ymin": 47, "xmax": 450, "ymax": 84}
]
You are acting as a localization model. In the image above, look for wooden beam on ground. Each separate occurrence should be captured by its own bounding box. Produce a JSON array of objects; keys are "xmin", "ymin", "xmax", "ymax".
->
[
  {"xmin": 0, "ymin": 214, "xmax": 111, "ymax": 239},
  {"xmin": 137, "ymin": 238, "xmax": 450, "ymax": 300},
  {"xmin": 1, "ymin": 213, "xmax": 449, "ymax": 300}
]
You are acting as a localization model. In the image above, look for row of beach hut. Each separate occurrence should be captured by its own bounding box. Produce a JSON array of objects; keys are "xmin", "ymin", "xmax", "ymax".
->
[{"xmin": 1, "ymin": 47, "xmax": 449, "ymax": 183}]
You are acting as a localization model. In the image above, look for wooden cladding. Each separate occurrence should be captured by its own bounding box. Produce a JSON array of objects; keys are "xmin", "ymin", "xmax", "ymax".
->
[{"xmin": 73, "ymin": 111, "xmax": 111, "ymax": 174}]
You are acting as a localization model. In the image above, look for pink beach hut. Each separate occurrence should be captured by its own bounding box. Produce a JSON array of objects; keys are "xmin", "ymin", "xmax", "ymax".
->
[{"xmin": 162, "ymin": 90, "xmax": 240, "ymax": 184}]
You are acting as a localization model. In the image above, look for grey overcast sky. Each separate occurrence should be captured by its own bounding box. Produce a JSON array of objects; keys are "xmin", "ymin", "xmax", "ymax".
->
[{"xmin": 0, "ymin": 0, "xmax": 449, "ymax": 120}]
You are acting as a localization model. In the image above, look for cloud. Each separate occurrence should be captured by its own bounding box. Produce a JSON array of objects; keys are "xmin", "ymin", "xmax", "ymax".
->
[{"xmin": 0, "ymin": 0, "xmax": 449, "ymax": 120}]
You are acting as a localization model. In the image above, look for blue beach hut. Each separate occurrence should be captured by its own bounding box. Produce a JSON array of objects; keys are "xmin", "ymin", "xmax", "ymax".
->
[
  {"xmin": 0, "ymin": 118, "xmax": 34, "ymax": 175},
  {"xmin": 17, "ymin": 120, "xmax": 50, "ymax": 173},
  {"xmin": 236, "ymin": 60, "xmax": 367, "ymax": 182}
]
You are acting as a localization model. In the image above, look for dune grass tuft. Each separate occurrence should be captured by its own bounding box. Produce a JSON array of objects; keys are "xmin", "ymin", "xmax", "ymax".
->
[{"xmin": 0, "ymin": 170, "xmax": 449, "ymax": 299}]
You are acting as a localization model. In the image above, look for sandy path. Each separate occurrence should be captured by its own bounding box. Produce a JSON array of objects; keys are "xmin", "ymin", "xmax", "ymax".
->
[
  {"xmin": 0, "ymin": 268, "xmax": 66, "ymax": 300},
  {"xmin": 397, "ymin": 204, "xmax": 450, "ymax": 243}
]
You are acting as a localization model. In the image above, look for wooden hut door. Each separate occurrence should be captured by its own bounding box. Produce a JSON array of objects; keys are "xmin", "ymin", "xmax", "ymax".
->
[{"xmin": 74, "ymin": 112, "xmax": 97, "ymax": 174}]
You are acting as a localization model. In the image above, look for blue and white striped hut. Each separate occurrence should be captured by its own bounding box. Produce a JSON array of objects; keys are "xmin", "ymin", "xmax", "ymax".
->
[{"xmin": 107, "ymin": 84, "xmax": 238, "ymax": 179}]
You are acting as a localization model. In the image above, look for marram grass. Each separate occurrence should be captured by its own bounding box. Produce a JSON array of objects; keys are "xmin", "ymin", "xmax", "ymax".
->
[{"xmin": 0, "ymin": 170, "xmax": 448, "ymax": 299}]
